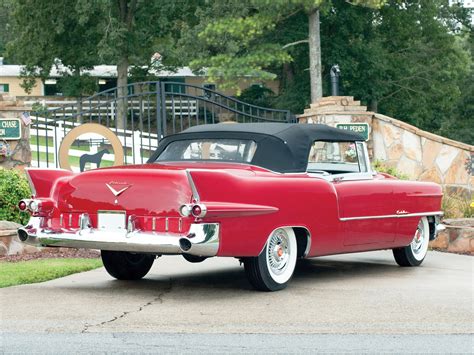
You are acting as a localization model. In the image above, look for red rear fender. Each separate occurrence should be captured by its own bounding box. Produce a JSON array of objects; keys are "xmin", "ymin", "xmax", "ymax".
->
[{"xmin": 25, "ymin": 168, "xmax": 75, "ymax": 198}]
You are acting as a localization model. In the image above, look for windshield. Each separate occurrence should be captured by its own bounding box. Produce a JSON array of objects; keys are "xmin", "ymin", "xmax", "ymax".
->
[
  {"xmin": 155, "ymin": 139, "xmax": 257, "ymax": 163},
  {"xmin": 307, "ymin": 141, "xmax": 366, "ymax": 173}
]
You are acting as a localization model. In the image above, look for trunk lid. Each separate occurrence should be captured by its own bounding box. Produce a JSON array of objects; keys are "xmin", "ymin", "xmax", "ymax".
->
[{"xmin": 55, "ymin": 165, "xmax": 192, "ymax": 217}]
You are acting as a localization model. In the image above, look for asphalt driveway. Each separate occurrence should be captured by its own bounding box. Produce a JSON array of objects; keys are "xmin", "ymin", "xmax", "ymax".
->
[{"xmin": 1, "ymin": 250, "xmax": 472, "ymax": 353}]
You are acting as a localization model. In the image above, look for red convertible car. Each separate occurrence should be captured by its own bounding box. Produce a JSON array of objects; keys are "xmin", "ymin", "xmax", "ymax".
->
[{"xmin": 18, "ymin": 123, "xmax": 443, "ymax": 291}]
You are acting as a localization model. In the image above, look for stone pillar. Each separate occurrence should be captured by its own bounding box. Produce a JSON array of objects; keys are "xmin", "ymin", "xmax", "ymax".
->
[
  {"xmin": 0, "ymin": 94, "xmax": 31, "ymax": 170},
  {"xmin": 298, "ymin": 96, "xmax": 374, "ymax": 157},
  {"xmin": 297, "ymin": 96, "xmax": 473, "ymax": 201}
]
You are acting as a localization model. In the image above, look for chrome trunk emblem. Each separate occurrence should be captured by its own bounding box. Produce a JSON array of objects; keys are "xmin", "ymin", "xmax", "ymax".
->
[{"xmin": 106, "ymin": 182, "xmax": 131, "ymax": 197}]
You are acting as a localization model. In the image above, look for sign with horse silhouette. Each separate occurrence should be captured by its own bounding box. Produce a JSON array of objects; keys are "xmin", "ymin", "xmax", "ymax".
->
[{"xmin": 58, "ymin": 123, "xmax": 124, "ymax": 172}]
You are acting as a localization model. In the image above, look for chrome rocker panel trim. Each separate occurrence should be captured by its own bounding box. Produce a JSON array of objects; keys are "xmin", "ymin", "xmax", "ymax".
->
[
  {"xmin": 339, "ymin": 211, "xmax": 443, "ymax": 221},
  {"xmin": 18, "ymin": 217, "xmax": 219, "ymax": 257}
]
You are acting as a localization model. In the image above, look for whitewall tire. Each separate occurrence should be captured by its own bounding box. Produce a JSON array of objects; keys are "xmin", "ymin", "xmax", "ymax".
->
[
  {"xmin": 393, "ymin": 217, "xmax": 430, "ymax": 267},
  {"xmin": 244, "ymin": 227, "xmax": 298, "ymax": 291}
]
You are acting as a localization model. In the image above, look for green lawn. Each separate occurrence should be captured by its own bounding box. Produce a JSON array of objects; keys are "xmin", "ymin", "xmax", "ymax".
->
[
  {"xmin": 30, "ymin": 135, "xmax": 53, "ymax": 148},
  {"xmin": 0, "ymin": 258, "xmax": 102, "ymax": 288}
]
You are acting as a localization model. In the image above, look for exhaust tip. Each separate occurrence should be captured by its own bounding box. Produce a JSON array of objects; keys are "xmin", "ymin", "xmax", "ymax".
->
[
  {"xmin": 179, "ymin": 238, "xmax": 192, "ymax": 252},
  {"xmin": 18, "ymin": 228, "xmax": 29, "ymax": 242}
]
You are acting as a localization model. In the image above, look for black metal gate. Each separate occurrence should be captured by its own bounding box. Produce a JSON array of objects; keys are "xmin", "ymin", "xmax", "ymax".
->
[{"xmin": 30, "ymin": 81, "xmax": 294, "ymax": 170}]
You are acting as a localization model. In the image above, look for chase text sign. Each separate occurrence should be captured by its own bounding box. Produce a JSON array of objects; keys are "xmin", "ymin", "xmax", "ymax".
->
[{"xmin": 0, "ymin": 119, "xmax": 22, "ymax": 140}]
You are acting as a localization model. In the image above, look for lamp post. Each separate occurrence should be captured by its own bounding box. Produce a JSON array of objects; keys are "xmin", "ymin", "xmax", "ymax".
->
[{"xmin": 330, "ymin": 64, "xmax": 340, "ymax": 96}]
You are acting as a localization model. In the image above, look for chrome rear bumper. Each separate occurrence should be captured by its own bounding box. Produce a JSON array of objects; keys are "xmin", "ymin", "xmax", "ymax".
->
[{"xmin": 18, "ymin": 217, "xmax": 219, "ymax": 257}]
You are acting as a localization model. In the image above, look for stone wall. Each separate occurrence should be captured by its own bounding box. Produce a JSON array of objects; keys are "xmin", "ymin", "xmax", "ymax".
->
[
  {"xmin": 0, "ymin": 94, "xmax": 31, "ymax": 170},
  {"xmin": 429, "ymin": 219, "xmax": 473, "ymax": 255},
  {"xmin": 298, "ymin": 96, "xmax": 473, "ymax": 198},
  {"xmin": 0, "ymin": 220, "xmax": 39, "ymax": 256}
]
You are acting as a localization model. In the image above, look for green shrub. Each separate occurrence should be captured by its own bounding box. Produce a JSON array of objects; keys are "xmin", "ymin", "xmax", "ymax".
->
[
  {"xmin": 442, "ymin": 192, "xmax": 473, "ymax": 219},
  {"xmin": 0, "ymin": 168, "xmax": 31, "ymax": 224},
  {"xmin": 372, "ymin": 160, "xmax": 409, "ymax": 180}
]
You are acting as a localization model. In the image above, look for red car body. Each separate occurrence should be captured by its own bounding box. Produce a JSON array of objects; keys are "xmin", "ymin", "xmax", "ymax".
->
[{"xmin": 18, "ymin": 123, "xmax": 443, "ymax": 291}]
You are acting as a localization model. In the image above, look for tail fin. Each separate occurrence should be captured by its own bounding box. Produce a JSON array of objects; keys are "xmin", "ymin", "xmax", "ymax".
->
[{"xmin": 26, "ymin": 168, "xmax": 74, "ymax": 198}]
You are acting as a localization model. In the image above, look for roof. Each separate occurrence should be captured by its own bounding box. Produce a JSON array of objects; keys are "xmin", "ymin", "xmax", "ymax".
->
[
  {"xmin": 183, "ymin": 123, "xmax": 362, "ymax": 140},
  {"xmin": 150, "ymin": 123, "xmax": 365, "ymax": 173},
  {"xmin": 0, "ymin": 64, "xmax": 197, "ymax": 78}
]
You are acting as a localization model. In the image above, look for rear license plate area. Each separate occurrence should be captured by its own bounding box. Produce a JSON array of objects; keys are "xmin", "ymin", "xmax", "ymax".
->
[{"xmin": 97, "ymin": 210, "xmax": 126, "ymax": 231}]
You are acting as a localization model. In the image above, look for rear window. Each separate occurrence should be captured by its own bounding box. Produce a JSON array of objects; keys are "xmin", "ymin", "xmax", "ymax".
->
[{"xmin": 156, "ymin": 139, "xmax": 257, "ymax": 163}]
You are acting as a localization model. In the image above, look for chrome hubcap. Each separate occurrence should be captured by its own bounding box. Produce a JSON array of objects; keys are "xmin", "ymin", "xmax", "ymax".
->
[
  {"xmin": 411, "ymin": 225, "xmax": 425, "ymax": 255},
  {"xmin": 267, "ymin": 229, "xmax": 290, "ymax": 275}
]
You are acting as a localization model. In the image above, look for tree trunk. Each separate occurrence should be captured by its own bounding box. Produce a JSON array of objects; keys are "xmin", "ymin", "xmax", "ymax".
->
[
  {"xmin": 308, "ymin": 9, "xmax": 322, "ymax": 103},
  {"xmin": 282, "ymin": 62, "xmax": 295, "ymax": 89},
  {"xmin": 116, "ymin": 56, "xmax": 128, "ymax": 131},
  {"xmin": 74, "ymin": 67, "xmax": 83, "ymax": 124},
  {"xmin": 115, "ymin": 0, "xmax": 137, "ymax": 131}
]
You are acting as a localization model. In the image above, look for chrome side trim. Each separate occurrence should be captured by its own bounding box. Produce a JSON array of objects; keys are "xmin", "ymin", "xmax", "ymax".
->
[
  {"xmin": 186, "ymin": 170, "xmax": 200, "ymax": 202},
  {"xmin": 18, "ymin": 217, "xmax": 220, "ymax": 257},
  {"xmin": 340, "ymin": 211, "xmax": 443, "ymax": 221}
]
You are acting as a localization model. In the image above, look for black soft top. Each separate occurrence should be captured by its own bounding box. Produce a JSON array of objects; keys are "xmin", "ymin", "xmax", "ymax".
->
[{"xmin": 148, "ymin": 123, "xmax": 364, "ymax": 173}]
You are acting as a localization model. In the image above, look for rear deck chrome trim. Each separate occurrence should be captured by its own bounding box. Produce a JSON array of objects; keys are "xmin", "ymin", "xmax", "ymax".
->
[{"xmin": 340, "ymin": 211, "xmax": 443, "ymax": 221}]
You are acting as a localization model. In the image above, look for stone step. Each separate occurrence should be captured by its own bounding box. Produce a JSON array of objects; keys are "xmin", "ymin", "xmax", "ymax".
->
[
  {"xmin": 0, "ymin": 101, "xmax": 17, "ymax": 108},
  {"xmin": 344, "ymin": 105, "xmax": 367, "ymax": 112},
  {"xmin": 310, "ymin": 97, "xmax": 358, "ymax": 109}
]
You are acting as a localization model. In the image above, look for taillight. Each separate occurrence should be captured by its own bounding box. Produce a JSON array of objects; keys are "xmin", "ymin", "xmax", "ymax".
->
[
  {"xmin": 18, "ymin": 198, "xmax": 53, "ymax": 214},
  {"xmin": 179, "ymin": 204, "xmax": 191, "ymax": 217},
  {"xmin": 179, "ymin": 203, "xmax": 207, "ymax": 218},
  {"xmin": 191, "ymin": 204, "xmax": 206, "ymax": 218},
  {"xmin": 29, "ymin": 200, "xmax": 40, "ymax": 213},
  {"xmin": 18, "ymin": 200, "xmax": 29, "ymax": 211}
]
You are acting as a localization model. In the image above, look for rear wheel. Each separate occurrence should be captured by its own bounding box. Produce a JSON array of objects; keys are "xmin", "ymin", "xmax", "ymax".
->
[
  {"xmin": 393, "ymin": 217, "xmax": 430, "ymax": 267},
  {"xmin": 244, "ymin": 228, "xmax": 297, "ymax": 291},
  {"xmin": 101, "ymin": 250, "xmax": 155, "ymax": 280}
]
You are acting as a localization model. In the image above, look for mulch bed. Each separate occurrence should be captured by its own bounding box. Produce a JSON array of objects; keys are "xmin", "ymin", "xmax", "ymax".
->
[{"xmin": 1, "ymin": 248, "xmax": 101, "ymax": 262}]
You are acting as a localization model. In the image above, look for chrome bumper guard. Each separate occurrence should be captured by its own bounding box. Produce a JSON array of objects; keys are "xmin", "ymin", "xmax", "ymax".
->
[
  {"xmin": 18, "ymin": 217, "xmax": 219, "ymax": 257},
  {"xmin": 431, "ymin": 215, "xmax": 445, "ymax": 240}
]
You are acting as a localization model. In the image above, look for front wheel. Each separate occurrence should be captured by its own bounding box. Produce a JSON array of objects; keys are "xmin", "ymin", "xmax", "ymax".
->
[
  {"xmin": 101, "ymin": 250, "xmax": 155, "ymax": 280},
  {"xmin": 244, "ymin": 228, "xmax": 297, "ymax": 291},
  {"xmin": 393, "ymin": 217, "xmax": 430, "ymax": 267}
]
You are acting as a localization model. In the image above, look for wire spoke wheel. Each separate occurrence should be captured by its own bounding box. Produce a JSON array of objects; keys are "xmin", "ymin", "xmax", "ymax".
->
[
  {"xmin": 410, "ymin": 221, "xmax": 429, "ymax": 261},
  {"xmin": 244, "ymin": 227, "xmax": 298, "ymax": 291},
  {"xmin": 266, "ymin": 229, "xmax": 292, "ymax": 279},
  {"xmin": 393, "ymin": 217, "xmax": 430, "ymax": 267}
]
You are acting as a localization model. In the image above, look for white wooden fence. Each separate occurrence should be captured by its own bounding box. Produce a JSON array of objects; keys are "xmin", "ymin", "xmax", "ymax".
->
[
  {"xmin": 24, "ymin": 98, "xmax": 198, "ymax": 120},
  {"xmin": 30, "ymin": 116, "xmax": 160, "ymax": 171}
]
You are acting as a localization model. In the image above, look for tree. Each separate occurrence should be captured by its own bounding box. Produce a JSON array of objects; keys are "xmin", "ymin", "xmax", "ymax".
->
[
  {"xmin": 93, "ymin": 0, "xmax": 199, "ymax": 129},
  {"xmin": 7, "ymin": 1, "xmax": 102, "ymax": 99},
  {"xmin": 7, "ymin": 0, "xmax": 197, "ymax": 128},
  {"xmin": 0, "ymin": 0, "xmax": 13, "ymax": 58},
  {"xmin": 186, "ymin": 0, "xmax": 384, "ymax": 102},
  {"xmin": 322, "ymin": 0, "xmax": 471, "ymax": 134},
  {"xmin": 7, "ymin": 0, "xmax": 104, "ymax": 122}
]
